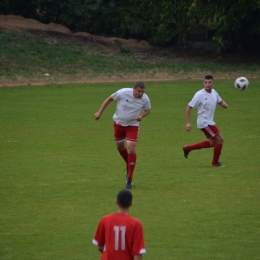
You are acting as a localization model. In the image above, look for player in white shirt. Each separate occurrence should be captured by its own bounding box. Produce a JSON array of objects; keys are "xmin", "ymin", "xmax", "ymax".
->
[
  {"xmin": 94, "ymin": 82, "xmax": 151, "ymax": 188},
  {"xmin": 183, "ymin": 75, "xmax": 228, "ymax": 167}
]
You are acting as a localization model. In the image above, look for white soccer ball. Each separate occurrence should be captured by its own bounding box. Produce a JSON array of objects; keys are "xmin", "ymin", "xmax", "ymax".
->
[{"xmin": 234, "ymin": 77, "xmax": 249, "ymax": 91}]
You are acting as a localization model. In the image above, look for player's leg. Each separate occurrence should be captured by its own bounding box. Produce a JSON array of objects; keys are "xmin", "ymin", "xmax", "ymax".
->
[
  {"xmin": 125, "ymin": 126, "xmax": 139, "ymax": 188},
  {"xmin": 126, "ymin": 141, "xmax": 137, "ymax": 180},
  {"xmin": 211, "ymin": 133, "xmax": 224, "ymax": 166},
  {"xmin": 183, "ymin": 141, "xmax": 212, "ymax": 158},
  {"xmin": 114, "ymin": 122, "xmax": 128, "ymax": 165},
  {"xmin": 183, "ymin": 125, "xmax": 218, "ymax": 158},
  {"xmin": 116, "ymin": 140, "xmax": 128, "ymax": 164}
]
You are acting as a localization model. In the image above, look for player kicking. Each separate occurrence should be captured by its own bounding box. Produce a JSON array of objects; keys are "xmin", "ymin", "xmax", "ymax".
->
[
  {"xmin": 94, "ymin": 81, "xmax": 151, "ymax": 188},
  {"xmin": 183, "ymin": 75, "xmax": 228, "ymax": 167}
]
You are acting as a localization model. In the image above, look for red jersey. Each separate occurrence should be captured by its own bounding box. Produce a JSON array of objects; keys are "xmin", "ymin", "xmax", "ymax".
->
[{"xmin": 92, "ymin": 212, "xmax": 146, "ymax": 260}]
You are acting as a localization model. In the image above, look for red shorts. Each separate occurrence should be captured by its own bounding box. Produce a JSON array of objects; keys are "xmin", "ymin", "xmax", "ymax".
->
[
  {"xmin": 200, "ymin": 124, "xmax": 220, "ymax": 138},
  {"xmin": 114, "ymin": 122, "xmax": 139, "ymax": 142}
]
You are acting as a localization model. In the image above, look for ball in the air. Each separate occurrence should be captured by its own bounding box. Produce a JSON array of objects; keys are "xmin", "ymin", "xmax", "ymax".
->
[{"xmin": 234, "ymin": 77, "xmax": 249, "ymax": 91}]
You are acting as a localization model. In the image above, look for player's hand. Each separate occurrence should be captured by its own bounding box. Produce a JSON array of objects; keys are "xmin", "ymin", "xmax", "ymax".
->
[
  {"xmin": 220, "ymin": 100, "xmax": 228, "ymax": 109},
  {"xmin": 135, "ymin": 115, "xmax": 142, "ymax": 121},
  {"xmin": 94, "ymin": 112, "xmax": 101, "ymax": 120},
  {"xmin": 186, "ymin": 123, "xmax": 192, "ymax": 132},
  {"xmin": 223, "ymin": 103, "xmax": 228, "ymax": 109}
]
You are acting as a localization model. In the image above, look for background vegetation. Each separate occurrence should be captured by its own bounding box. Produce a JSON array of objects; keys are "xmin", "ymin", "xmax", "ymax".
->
[
  {"xmin": 1, "ymin": 80, "xmax": 260, "ymax": 259},
  {"xmin": 1, "ymin": 30, "xmax": 260, "ymax": 86},
  {"xmin": 1, "ymin": 0, "xmax": 260, "ymax": 51}
]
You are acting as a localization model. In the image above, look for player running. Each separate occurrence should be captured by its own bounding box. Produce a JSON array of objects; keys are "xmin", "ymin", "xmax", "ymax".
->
[{"xmin": 183, "ymin": 75, "xmax": 228, "ymax": 167}]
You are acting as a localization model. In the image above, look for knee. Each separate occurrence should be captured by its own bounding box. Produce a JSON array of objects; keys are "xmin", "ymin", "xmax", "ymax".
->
[
  {"xmin": 215, "ymin": 135, "xmax": 224, "ymax": 144},
  {"xmin": 127, "ymin": 143, "xmax": 136, "ymax": 154},
  {"xmin": 116, "ymin": 142, "xmax": 126, "ymax": 152},
  {"xmin": 209, "ymin": 140, "xmax": 215, "ymax": 147},
  {"xmin": 127, "ymin": 147, "xmax": 136, "ymax": 154},
  {"xmin": 117, "ymin": 147, "xmax": 124, "ymax": 152},
  {"xmin": 219, "ymin": 135, "xmax": 224, "ymax": 144}
]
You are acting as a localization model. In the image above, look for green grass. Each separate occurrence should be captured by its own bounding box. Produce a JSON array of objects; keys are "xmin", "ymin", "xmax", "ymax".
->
[
  {"xmin": 1, "ymin": 29, "xmax": 260, "ymax": 85},
  {"xmin": 1, "ymin": 79, "xmax": 260, "ymax": 259}
]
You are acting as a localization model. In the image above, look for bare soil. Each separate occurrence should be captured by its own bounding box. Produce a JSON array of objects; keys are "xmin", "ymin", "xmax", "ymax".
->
[{"xmin": 0, "ymin": 15, "xmax": 258, "ymax": 86}]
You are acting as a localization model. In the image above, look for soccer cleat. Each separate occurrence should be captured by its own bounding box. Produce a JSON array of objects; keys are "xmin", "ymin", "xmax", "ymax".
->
[
  {"xmin": 182, "ymin": 146, "xmax": 190, "ymax": 158},
  {"xmin": 211, "ymin": 162, "xmax": 225, "ymax": 167},
  {"xmin": 125, "ymin": 178, "xmax": 132, "ymax": 189}
]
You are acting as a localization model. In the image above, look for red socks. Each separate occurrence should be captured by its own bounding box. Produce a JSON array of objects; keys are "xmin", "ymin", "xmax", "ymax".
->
[
  {"xmin": 127, "ymin": 153, "xmax": 136, "ymax": 179},
  {"xmin": 186, "ymin": 141, "xmax": 211, "ymax": 151},
  {"xmin": 119, "ymin": 149, "xmax": 136, "ymax": 179},
  {"xmin": 186, "ymin": 141, "xmax": 223, "ymax": 164},
  {"xmin": 119, "ymin": 148, "xmax": 128, "ymax": 164},
  {"xmin": 212, "ymin": 143, "xmax": 223, "ymax": 164}
]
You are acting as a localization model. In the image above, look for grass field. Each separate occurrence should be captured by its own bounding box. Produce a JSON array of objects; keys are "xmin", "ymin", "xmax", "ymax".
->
[{"xmin": 1, "ymin": 79, "xmax": 260, "ymax": 260}]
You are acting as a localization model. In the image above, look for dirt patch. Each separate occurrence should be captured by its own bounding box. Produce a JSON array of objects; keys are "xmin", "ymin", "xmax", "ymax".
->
[
  {"xmin": 0, "ymin": 14, "xmax": 232, "ymax": 60},
  {"xmin": 0, "ymin": 15, "xmax": 258, "ymax": 86},
  {"xmin": 0, "ymin": 14, "xmax": 153, "ymax": 54}
]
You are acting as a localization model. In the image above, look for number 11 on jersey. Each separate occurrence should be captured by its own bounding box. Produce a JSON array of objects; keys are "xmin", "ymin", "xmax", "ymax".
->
[{"xmin": 114, "ymin": 226, "xmax": 126, "ymax": 250}]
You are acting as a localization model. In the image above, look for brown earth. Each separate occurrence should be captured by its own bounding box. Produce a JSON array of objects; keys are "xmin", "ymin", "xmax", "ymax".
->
[
  {"xmin": 0, "ymin": 15, "xmax": 258, "ymax": 86},
  {"xmin": 0, "ymin": 15, "xmax": 155, "ymax": 54}
]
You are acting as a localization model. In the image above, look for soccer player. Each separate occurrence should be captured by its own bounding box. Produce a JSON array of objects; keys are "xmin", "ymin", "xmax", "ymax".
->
[
  {"xmin": 94, "ymin": 81, "xmax": 151, "ymax": 188},
  {"xmin": 92, "ymin": 189, "xmax": 146, "ymax": 260},
  {"xmin": 183, "ymin": 75, "xmax": 229, "ymax": 167}
]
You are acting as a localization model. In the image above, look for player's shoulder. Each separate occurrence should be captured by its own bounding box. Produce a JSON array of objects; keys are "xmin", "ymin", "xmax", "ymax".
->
[
  {"xmin": 119, "ymin": 88, "xmax": 132, "ymax": 92},
  {"xmin": 128, "ymin": 215, "xmax": 143, "ymax": 226},
  {"xmin": 142, "ymin": 92, "xmax": 150, "ymax": 101},
  {"xmin": 193, "ymin": 88, "xmax": 204, "ymax": 97},
  {"xmin": 102, "ymin": 213, "xmax": 116, "ymax": 221},
  {"xmin": 112, "ymin": 88, "xmax": 132, "ymax": 97},
  {"xmin": 115, "ymin": 88, "xmax": 132, "ymax": 95},
  {"xmin": 211, "ymin": 89, "xmax": 219, "ymax": 94}
]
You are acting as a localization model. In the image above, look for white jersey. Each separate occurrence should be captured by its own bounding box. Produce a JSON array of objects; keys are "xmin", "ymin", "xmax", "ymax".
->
[
  {"xmin": 188, "ymin": 88, "xmax": 222, "ymax": 129},
  {"xmin": 111, "ymin": 88, "xmax": 151, "ymax": 126}
]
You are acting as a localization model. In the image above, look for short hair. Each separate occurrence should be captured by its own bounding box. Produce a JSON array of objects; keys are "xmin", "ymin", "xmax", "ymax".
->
[
  {"xmin": 134, "ymin": 81, "xmax": 146, "ymax": 89},
  {"xmin": 117, "ymin": 189, "xmax": 133, "ymax": 208},
  {"xmin": 205, "ymin": 75, "xmax": 213, "ymax": 80}
]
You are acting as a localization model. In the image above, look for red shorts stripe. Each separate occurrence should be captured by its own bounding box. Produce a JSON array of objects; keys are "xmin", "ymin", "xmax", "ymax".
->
[
  {"xmin": 200, "ymin": 125, "xmax": 220, "ymax": 138},
  {"xmin": 114, "ymin": 122, "xmax": 139, "ymax": 142}
]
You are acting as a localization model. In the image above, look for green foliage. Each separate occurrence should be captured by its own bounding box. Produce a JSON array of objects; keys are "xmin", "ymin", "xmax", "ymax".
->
[
  {"xmin": 119, "ymin": 46, "xmax": 133, "ymax": 54},
  {"xmin": 1, "ymin": 0, "xmax": 260, "ymax": 50},
  {"xmin": 0, "ymin": 0, "xmax": 38, "ymax": 17},
  {"xmin": 1, "ymin": 80, "xmax": 260, "ymax": 259},
  {"xmin": 187, "ymin": 0, "xmax": 260, "ymax": 50},
  {"xmin": 152, "ymin": 0, "xmax": 193, "ymax": 44},
  {"xmin": 212, "ymin": 35, "xmax": 229, "ymax": 52}
]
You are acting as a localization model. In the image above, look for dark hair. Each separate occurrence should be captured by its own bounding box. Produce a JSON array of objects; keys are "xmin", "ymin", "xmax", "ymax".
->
[
  {"xmin": 205, "ymin": 75, "xmax": 213, "ymax": 80},
  {"xmin": 134, "ymin": 81, "xmax": 146, "ymax": 89},
  {"xmin": 117, "ymin": 189, "xmax": 133, "ymax": 208}
]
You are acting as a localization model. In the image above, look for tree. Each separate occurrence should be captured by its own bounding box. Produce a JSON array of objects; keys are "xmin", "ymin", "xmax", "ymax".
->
[
  {"xmin": 187, "ymin": 0, "xmax": 260, "ymax": 51},
  {"xmin": 1, "ymin": 0, "xmax": 260, "ymax": 52}
]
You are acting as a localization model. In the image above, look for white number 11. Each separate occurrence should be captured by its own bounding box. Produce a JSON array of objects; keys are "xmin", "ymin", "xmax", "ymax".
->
[{"xmin": 114, "ymin": 226, "xmax": 126, "ymax": 250}]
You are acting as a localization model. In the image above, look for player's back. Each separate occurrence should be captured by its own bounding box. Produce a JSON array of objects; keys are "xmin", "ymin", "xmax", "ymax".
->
[{"xmin": 101, "ymin": 212, "xmax": 144, "ymax": 260}]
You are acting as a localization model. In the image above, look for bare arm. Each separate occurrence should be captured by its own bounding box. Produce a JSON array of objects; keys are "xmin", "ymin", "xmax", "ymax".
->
[
  {"xmin": 185, "ymin": 105, "xmax": 193, "ymax": 132},
  {"xmin": 219, "ymin": 100, "xmax": 228, "ymax": 109},
  {"xmin": 94, "ymin": 96, "xmax": 114, "ymax": 120},
  {"xmin": 135, "ymin": 109, "xmax": 150, "ymax": 121},
  {"xmin": 134, "ymin": 255, "xmax": 142, "ymax": 260}
]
